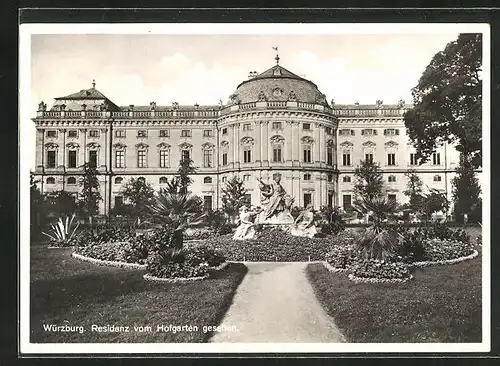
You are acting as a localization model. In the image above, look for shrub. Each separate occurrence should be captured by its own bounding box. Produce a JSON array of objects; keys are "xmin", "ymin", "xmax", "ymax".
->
[
  {"xmin": 422, "ymin": 238, "xmax": 475, "ymax": 262},
  {"xmin": 326, "ymin": 245, "xmax": 360, "ymax": 270},
  {"xmin": 42, "ymin": 214, "xmax": 80, "ymax": 247},
  {"xmin": 351, "ymin": 259, "xmax": 411, "ymax": 280},
  {"xmin": 69, "ymin": 224, "xmax": 136, "ymax": 247},
  {"xmin": 315, "ymin": 206, "xmax": 346, "ymax": 236}
]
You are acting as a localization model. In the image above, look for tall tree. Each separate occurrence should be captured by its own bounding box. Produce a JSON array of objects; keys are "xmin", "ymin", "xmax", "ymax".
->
[
  {"xmin": 177, "ymin": 157, "xmax": 197, "ymax": 195},
  {"xmin": 120, "ymin": 177, "xmax": 155, "ymax": 218},
  {"xmin": 30, "ymin": 174, "xmax": 45, "ymax": 237},
  {"xmin": 421, "ymin": 187, "xmax": 449, "ymax": 221},
  {"xmin": 221, "ymin": 176, "xmax": 249, "ymax": 222},
  {"xmin": 452, "ymin": 156, "xmax": 482, "ymax": 220},
  {"xmin": 353, "ymin": 159, "xmax": 385, "ymax": 202},
  {"xmin": 79, "ymin": 162, "xmax": 102, "ymax": 224},
  {"xmin": 403, "ymin": 169, "xmax": 424, "ymax": 209},
  {"xmin": 404, "ymin": 33, "xmax": 482, "ymax": 168}
]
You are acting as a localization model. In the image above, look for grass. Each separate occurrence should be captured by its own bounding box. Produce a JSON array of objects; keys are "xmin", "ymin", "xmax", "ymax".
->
[
  {"xmin": 306, "ymin": 246, "xmax": 482, "ymax": 343},
  {"xmin": 30, "ymin": 247, "xmax": 247, "ymax": 343}
]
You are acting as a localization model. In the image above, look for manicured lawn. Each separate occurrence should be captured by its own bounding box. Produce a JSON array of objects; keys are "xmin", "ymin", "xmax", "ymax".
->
[
  {"xmin": 306, "ymin": 248, "xmax": 482, "ymax": 343},
  {"xmin": 30, "ymin": 247, "xmax": 247, "ymax": 343}
]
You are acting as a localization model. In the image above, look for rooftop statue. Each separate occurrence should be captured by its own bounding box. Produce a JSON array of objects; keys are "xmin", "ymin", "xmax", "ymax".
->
[{"xmin": 256, "ymin": 173, "xmax": 294, "ymax": 225}]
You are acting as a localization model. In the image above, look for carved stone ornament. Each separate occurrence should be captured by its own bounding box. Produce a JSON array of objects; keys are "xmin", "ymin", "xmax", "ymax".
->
[
  {"xmin": 362, "ymin": 141, "xmax": 376, "ymax": 147},
  {"xmin": 258, "ymin": 90, "xmax": 267, "ymax": 102},
  {"xmin": 135, "ymin": 142, "xmax": 149, "ymax": 150},
  {"xmin": 340, "ymin": 141, "xmax": 354, "ymax": 148},
  {"xmin": 385, "ymin": 141, "xmax": 398, "ymax": 148},
  {"xmin": 241, "ymin": 136, "xmax": 254, "ymax": 145},
  {"xmin": 150, "ymin": 101, "xmax": 157, "ymax": 110},
  {"xmin": 397, "ymin": 99, "xmax": 405, "ymax": 108},
  {"xmin": 179, "ymin": 142, "xmax": 192, "ymax": 150},
  {"xmin": 66, "ymin": 142, "xmax": 80, "ymax": 149},
  {"xmin": 38, "ymin": 101, "xmax": 47, "ymax": 111},
  {"xmin": 220, "ymin": 140, "xmax": 229, "ymax": 149},
  {"xmin": 157, "ymin": 142, "xmax": 171, "ymax": 150},
  {"xmin": 87, "ymin": 142, "xmax": 101, "ymax": 150},
  {"xmin": 202, "ymin": 142, "xmax": 215, "ymax": 150},
  {"xmin": 301, "ymin": 136, "xmax": 314, "ymax": 144},
  {"xmin": 376, "ymin": 100, "xmax": 384, "ymax": 107},
  {"xmin": 270, "ymin": 135, "xmax": 284, "ymax": 143},
  {"xmin": 45, "ymin": 143, "xmax": 59, "ymax": 149},
  {"xmin": 326, "ymin": 139, "xmax": 335, "ymax": 147},
  {"xmin": 113, "ymin": 143, "xmax": 127, "ymax": 150},
  {"xmin": 172, "ymin": 102, "xmax": 179, "ymax": 110},
  {"xmin": 100, "ymin": 103, "xmax": 109, "ymax": 112},
  {"xmin": 288, "ymin": 90, "xmax": 297, "ymax": 101}
]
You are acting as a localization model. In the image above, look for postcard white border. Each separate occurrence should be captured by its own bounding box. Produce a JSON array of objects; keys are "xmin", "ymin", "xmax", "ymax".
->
[{"xmin": 19, "ymin": 22, "xmax": 491, "ymax": 354}]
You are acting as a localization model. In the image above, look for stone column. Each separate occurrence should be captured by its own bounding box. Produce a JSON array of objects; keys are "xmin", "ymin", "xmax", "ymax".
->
[
  {"xmin": 58, "ymin": 129, "xmax": 66, "ymax": 169},
  {"xmin": 255, "ymin": 121, "xmax": 261, "ymax": 164},
  {"xmin": 235, "ymin": 123, "xmax": 240, "ymax": 168},
  {"xmin": 261, "ymin": 121, "xmax": 269, "ymax": 165},
  {"xmin": 292, "ymin": 121, "xmax": 300, "ymax": 162},
  {"xmin": 314, "ymin": 123, "xmax": 320, "ymax": 163},
  {"xmin": 36, "ymin": 129, "xmax": 45, "ymax": 169},
  {"xmin": 319, "ymin": 124, "xmax": 326, "ymax": 164},
  {"xmin": 314, "ymin": 174, "xmax": 321, "ymax": 208},
  {"xmin": 285, "ymin": 121, "xmax": 292, "ymax": 162},
  {"xmin": 79, "ymin": 129, "xmax": 87, "ymax": 168}
]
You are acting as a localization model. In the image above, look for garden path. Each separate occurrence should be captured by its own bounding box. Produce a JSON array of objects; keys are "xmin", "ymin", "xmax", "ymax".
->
[{"xmin": 209, "ymin": 262, "xmax": 346, "ymax": 343}]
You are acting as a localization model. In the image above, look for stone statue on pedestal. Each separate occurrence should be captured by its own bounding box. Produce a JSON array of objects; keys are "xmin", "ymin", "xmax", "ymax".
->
[
  {"xmin": 290, "ymin": 204, "xmax": 318, "ymax": 238},
  {"xmin": 256, "ymin": 173, "xmax": 294, "ymax": 224},
  {"xmin": 233, "ymin": 206, "xmax": 257, "ymax": 240}
]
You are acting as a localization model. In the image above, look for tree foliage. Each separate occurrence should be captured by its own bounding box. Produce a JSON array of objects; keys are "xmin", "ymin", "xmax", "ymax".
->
[
  {"xmin": 404, "ymin": 33, "xmax": 482, "ymax": 168},
  {"xmin": 120, "ymin": 177, "xmax": 155, "ymax": 217},
  {"xmin": 221, "ymin": 176, "xmax": 249, "ymax": 220},
  {"xmin": 353, "ymin": 159, "xmax": 385, "ymax": 202},
  {"xmin": 403, "ymin": 169, "xmax": 424, "ymax": 209},
  {"xmin": 79, "ymin": 162, "xmax": 102, "ymax": 221},
  {"xmin": 421, "ymin": 187, "xmax": 449, "ymax": 220},
  {"xmin": 452, "ymin": 156, "xmax": 482, "ymax": 219},
  {"xmin": 177, "ymin": 157, "xmax": 197, "ymax": 195}
]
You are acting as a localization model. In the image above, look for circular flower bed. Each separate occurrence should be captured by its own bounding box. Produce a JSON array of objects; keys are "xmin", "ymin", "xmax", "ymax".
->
[
  {"xmin": 422, "ymin": 238, "xmax": 475, "ymax": 262},
  {"xmin": 349, "ymin": 259, "xmax": 413, "ymax": 283},
  {"xmin": 74, "ymin": 240, "xmax": 149, "ymax": 265},
  {"xmin": 325, "ymin": 245, "xmax": 359, "ymax": 272}
]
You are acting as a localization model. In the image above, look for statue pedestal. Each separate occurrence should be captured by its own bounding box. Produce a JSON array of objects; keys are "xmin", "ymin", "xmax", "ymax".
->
[{"xmin": 255, "ymin": 211, "xmax": 294, "ymax": 225}]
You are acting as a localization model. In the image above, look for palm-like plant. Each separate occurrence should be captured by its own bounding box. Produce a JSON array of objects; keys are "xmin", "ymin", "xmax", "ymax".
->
[
  {"xmin": 147, "ymin": 188, "xmax": 206, "ymax": 251},
  {"xmin": 42, "ymin": 214, "xmax": 80, "ymax": 245},
  {"xmin": 354, "ymin": 197, "xmax": 403, "ymax": 260}
]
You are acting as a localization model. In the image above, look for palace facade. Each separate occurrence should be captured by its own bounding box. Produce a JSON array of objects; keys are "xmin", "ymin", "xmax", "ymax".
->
[{"xmin": 32, "ymin": 60, "xmax": 461, "ymax": 215}]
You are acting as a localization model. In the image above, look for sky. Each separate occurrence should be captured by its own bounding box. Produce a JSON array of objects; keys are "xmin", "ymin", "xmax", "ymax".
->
[
  {"xmin": 30, "ymin": 33, "xmax": 459, "ymax": 110},
  {"xmin": 25, "ymin": 32, "xmax": 461, "ymax": 169}
]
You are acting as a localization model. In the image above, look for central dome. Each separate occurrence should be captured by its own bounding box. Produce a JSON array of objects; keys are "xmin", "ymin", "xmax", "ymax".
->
[{"xmin": 230, "ymin": 64, "xmax": 329, "ymax": 107}]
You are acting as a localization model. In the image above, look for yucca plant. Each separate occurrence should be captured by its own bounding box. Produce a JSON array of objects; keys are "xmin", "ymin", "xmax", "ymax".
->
[
  {"xmin": 42, "ymin": 214, "xmax": 81, "ymax": 246},
  {"xmin": 354, "ymin": 197, "xmax": 403, "ymax": 260}
]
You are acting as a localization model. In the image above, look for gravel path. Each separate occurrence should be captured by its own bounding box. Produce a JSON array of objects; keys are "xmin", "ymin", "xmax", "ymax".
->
[{"xmin": 209, "ymin": 262, "xmax": 346, "ymax": 343}]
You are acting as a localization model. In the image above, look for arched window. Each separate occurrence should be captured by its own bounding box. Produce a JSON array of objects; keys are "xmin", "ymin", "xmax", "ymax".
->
[
  {"xmin": 114, "ymin": 177, "xmax": 123, "ymax": 184},
  {"xmin": 342, "ymin": 176, "xmax": 351, "ymax": 183},
  {"xmin": 67, "ymin": 177, "xmax": 77, "ymax": 185},
  {"xmin": 159, "ymin": 176, "xmax": 168, "ymax": 184},
  {"xmin": 433, "ymin": 175, "xmax": 442, "ymax": 182},
  {"xmin": 46, "ymin": 177, "xmax": 55, "ymax": 184},
  {"xmin": 204, "ymin": 176, "xmax": 213, "ymax": 184}
]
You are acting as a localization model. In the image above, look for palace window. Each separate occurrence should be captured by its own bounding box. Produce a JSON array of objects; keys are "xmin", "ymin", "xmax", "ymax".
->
[
  {"xmin": 339, "ymin": 129, "xmax": 355, "ymax": 136},
  {"xmin": 159, "ymin": 130, "xmax": 169, "ymax": 137},
  {"xmin": 47, "ymin": 150, "xmax": 57, "ymax": 168},
  {"xmin": 115, "ymin": 130, "xmax": 126, "ymax": 138},
  {"xmin": 89, "ymin": 130, "xmax": 99, "ymax": 138},
  {"xmin": 304, "ymin": 173, "xmax": 312, "ymax": 181},
  {"xmin": 47, "ymin": 130, "xmax": 57, "ymax": 138},
  {"xmin": 68, "ymin": 150, "xmax": 77, "ymax": 168},
  {"xmin": 244, "ymin": 194, "xmax": 252, "ymax": 205},
  {"xmin": 114, "ymin": 177, "xmax": 123, "ymax": 184},
  {"xmin": 68, "ymin": 130, "xmax": 78, "ymax": 138},
  {"xmin": 432, "ymin": 152, "xmax": 441, "ymax": 165},
  {"xmin": 328, "ymin": 174, "xmax": 334, "ymax": 182},
  {"xmin": 203, "ymin": 129, "xmax": 213, "ymax": 137},
  {"xmin": 159, "ymin": 150, "xmax": 169, "ymax": 168},
  {"xmin": 343, "ymin": 194, "xmax": 352, "ymax": 210},
  {"xmin": 361, "ymin": 129, "xmax": 377, "ymax": 136},
  {"xmin": 327, "ymin": 146, "xmax": 334, "ymax": 165},
  {"xmin": 303, "ymin": 145, "xmax": 312, "ymax": 163},
  {"xmin": 433, "ymin": 175, "xmax": 442, "ymax": 182},
  {"xmin": 303, "ymin": 193, "xmax": 312, "ymax": 208},
  {"xmin": 325, "ymin": 127, "xmax": 333, "ymax": 135},
  {"xmin": 181, "ymin": 130, "xmax": 191, "ymax": 137},
  {"xmin": 137, "ymin": 150, "xmax": 147, "ymax": 168},
  {"xmin": 388, "ymin": 175, "xmax": 396, "ymax": 182},
  {"xmin": 222, "ymin": 176, "xmax": 227, "ymax": 183},
  {"xmin": 67, "ymin": 177, "xmax": 77, "ymax": 185},
  {"xmin": 222, "ymin": 152, "xmax": 228, "ymax": 166},
  {"xmin": 204, "ymin": 177, "xmax": 213, "ymax": 184},
  {"xmin": 46, "ymin": 177, "xmax": 55, "ymax": 185},
  {"xmin": 243, "ymin": 123, "xmax": 252, "ymax": 131},
  {"xmin": 272, "ymin": 146, "xmax": 282, "ymax": 162},
  {"xmin": 89, "ymin": 150, "xmax": 98, "ymax": 168},
  {"xmin": 243, "ymin": 148, "xmax": 252, "ymax": 163},
  {"xmin": 387, "ymin": 153, "xmax": 396, "ymax": 166},
  {"xmin": 388, "ymin": 194, "xmax": 397, "ymax": 202},
  {"xmin": 342, "ymin": 151, "xmax": 351, "ymax": 166},
  {"xmin": 159, "ymin": 177, "xmax": 168, "ymax": 184},
  {"xmin": 114, "ymin": 196, "xmax": 124, "ymax": 208},
  {"xmin": 222, "ymin": 128, "xmax": 227, "ymax": 135},
  {"xmin": 409, "ymin": 153, "xmax": 417, "ymax": 166},
  {"xmin": 365, "ymin": 153, "xmax": 374, "ymax": 163},
  {"xmin": 272, "ymin": 122, "xmax": 282, "ymax": 130},
  {"xmin": 203, "ymin": 196, "xmax": 213, "ymax": 211},
  {"xmin": 343, "ymin": 176, "xmax": 351, "ymax": 183},
  {"xmin": 182, "ymin": 150, "xmax": 190, "ymax": 161},
  {"xmin": 384, "ymin": 128, "xmax": 400, "ymax": 136},
  {"xmin": 203, "ymin": 149, "xmax": 214, "ymax": 168},
  {"xmin": 302, "ymin": 123, "xmax": 311, "ymax": 130},
  {"xmin": 243, "ymin": 174, "xmax": 251, "ymax": 181},
  {"xmin": 137, "ymin": 130, "xmax": 147, "ymax": 138},
  {"xmin": 115, "ymin": 150, "xmax": 125, "ymax": 168}
]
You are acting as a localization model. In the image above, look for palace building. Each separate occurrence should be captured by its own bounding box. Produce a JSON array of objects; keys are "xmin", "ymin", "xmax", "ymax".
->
[{"xmin": 32, "ymin": 58, "xmax": 461, "ymax": 215}]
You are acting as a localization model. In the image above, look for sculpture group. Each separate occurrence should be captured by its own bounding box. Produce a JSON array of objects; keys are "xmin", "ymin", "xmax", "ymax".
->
[{"xmin": 233, "ymin": 173, "xmax": 317, "ymax": 240}]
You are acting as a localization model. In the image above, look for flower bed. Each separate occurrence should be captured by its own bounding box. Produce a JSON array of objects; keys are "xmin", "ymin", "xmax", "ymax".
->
[
  {"xmin": 411, "ymin": 249, "xmax": 479, "ymax": 268},
  {"xmin": 69, "ymin": 225, "xmax": 136, "ymax": 247},
  {"xmin": 349, "ymin": 259, "xmax": 413, "ymax": 283},
  {"xmin": 143, "ymin": 262, "xmax": 229, "ymax": 283},
  {"xmin": 422, "ymin": 238, "xmax": 475, "ymax": 262},
  {"xmin": 325, "ymin": 245, "xmax": 359, "ymax": 271},
  {"xmin": 71, "ymin": 252, "xmax": 146, "ymax": 269},
  {"xmin": 73, "ymin": 240, "xmax": 149, "ymax": 265},
  {"xmin": 201, "ymin": 228, "xmax": 357, "ymax": 262}
]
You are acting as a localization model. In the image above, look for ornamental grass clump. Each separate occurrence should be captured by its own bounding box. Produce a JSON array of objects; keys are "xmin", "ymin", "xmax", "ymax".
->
[{"xmin": 42, "ymin": 214, "xmax": 80, "ymax": 247}]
